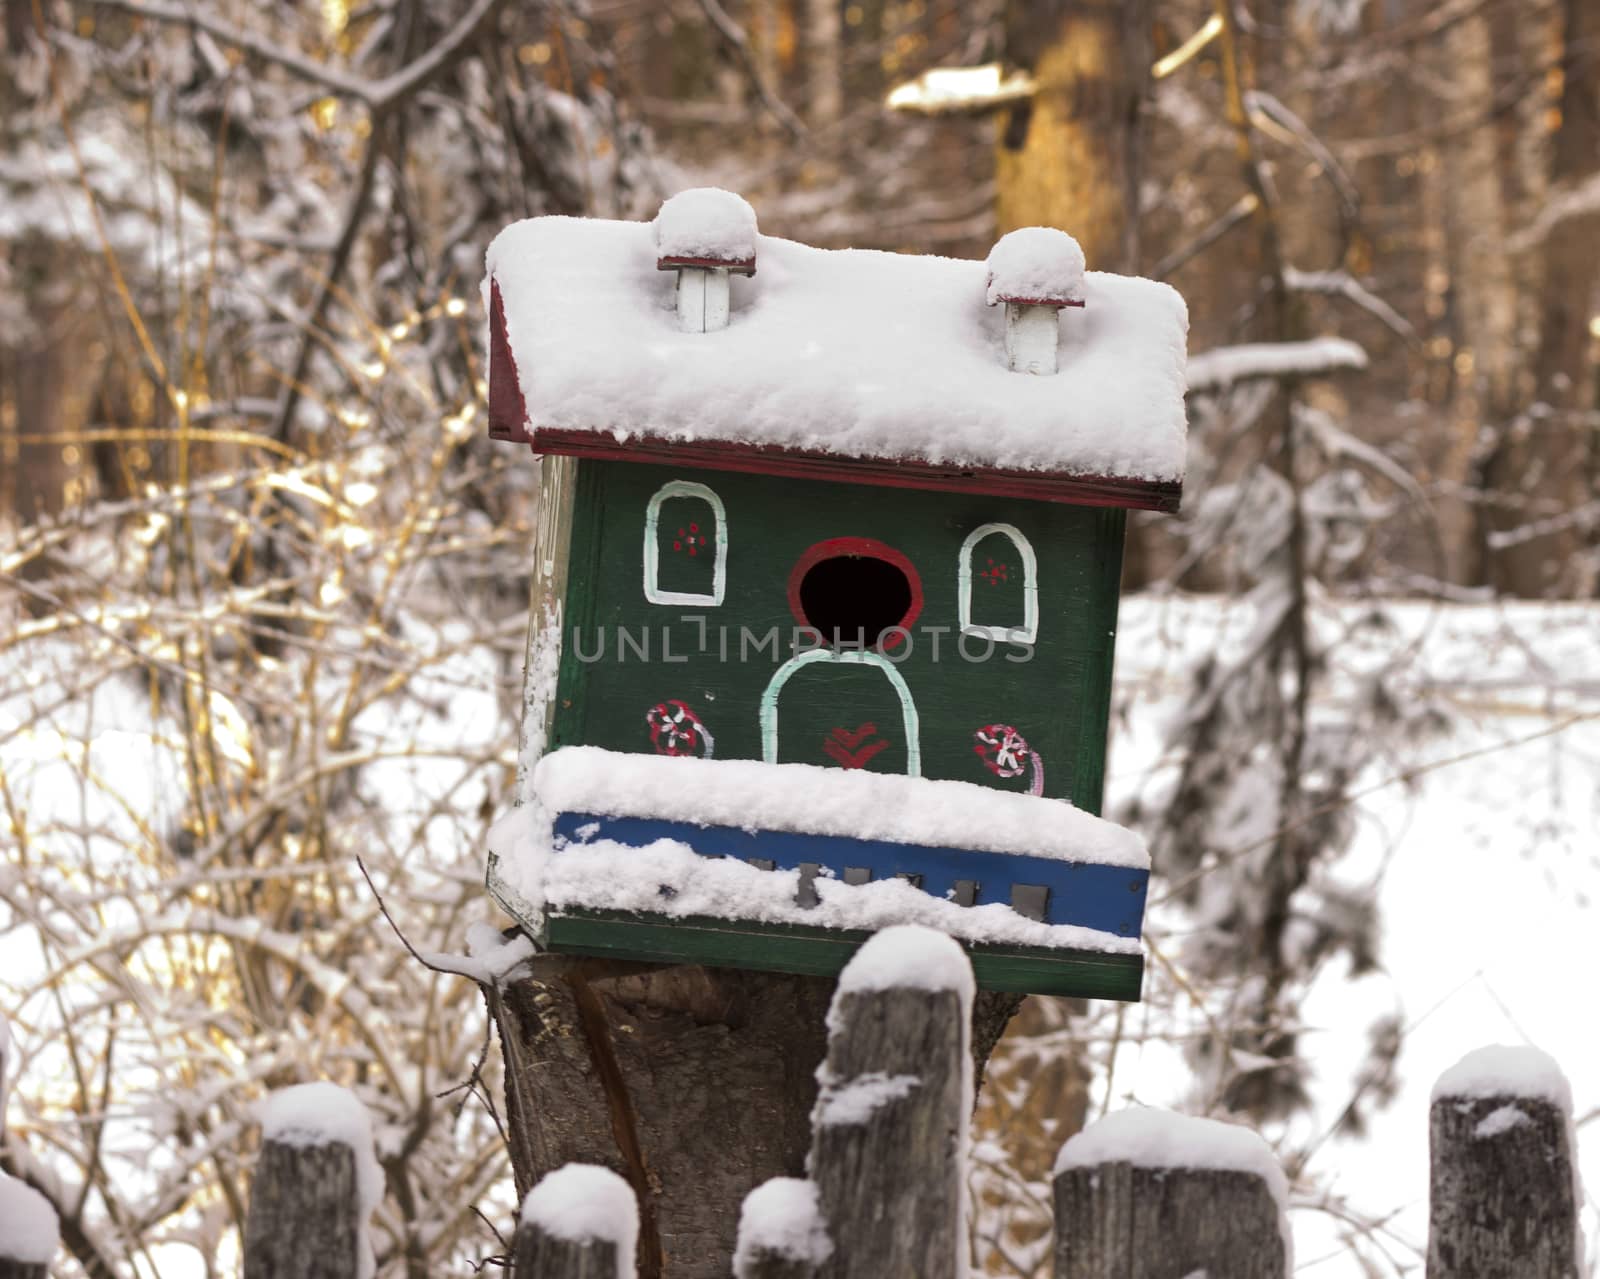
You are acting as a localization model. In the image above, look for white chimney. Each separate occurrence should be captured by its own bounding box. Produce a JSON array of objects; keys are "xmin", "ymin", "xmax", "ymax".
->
[
  {"xmin": 984, "ymin": 227, "xmax": 1087, "ymax": 375},
  {"xmin": 653, "ymin": 188, "xmax": 759, "ymax": 334}
]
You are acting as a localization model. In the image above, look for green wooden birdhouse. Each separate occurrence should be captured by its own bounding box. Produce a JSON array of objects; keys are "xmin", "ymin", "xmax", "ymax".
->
[{"xmin": 482, "ymin": 190, "xmax": 1188, "ymax": 999}]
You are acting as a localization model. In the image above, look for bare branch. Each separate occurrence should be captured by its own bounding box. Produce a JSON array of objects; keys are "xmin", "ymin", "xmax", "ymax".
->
[
  {"xmin": 91, "ymin": 0, "xmax": 371, "ymax": 100},
  {"xmin": 693, "ymin": 0, "xmax": 807, "ymax": 138},
  {"xmin": 90, "ymin": 0, "xmax": 502, "ymax": 110}
]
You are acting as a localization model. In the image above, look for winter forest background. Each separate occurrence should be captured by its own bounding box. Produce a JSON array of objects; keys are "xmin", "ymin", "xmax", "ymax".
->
[{"xmin": 1, "ymin": 0, "xmax": 1597, "ymax": 1274}]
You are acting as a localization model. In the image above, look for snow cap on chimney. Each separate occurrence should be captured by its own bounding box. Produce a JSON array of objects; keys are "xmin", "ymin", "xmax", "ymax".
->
[
  {"xmin": 985, "ymin": 227, "xmax": 1086, "ymax": 375},
  {"xmin": 655, "ymin": 188, "xmax": 758, "ymax": 333}
]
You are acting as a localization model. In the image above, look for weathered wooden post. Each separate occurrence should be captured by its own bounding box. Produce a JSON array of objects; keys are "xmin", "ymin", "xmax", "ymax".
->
[
  {"xmin": 513, "ymin": 1163, "xmax": 638, "ymax": 1279},
  {"xmin": 1053, "ymin": 1107, "xmax": 1290, "ymax": 1278},
  {"xmin": 732, "ymin": 1177, "xmax": 828, "ymax": 1279},
  {"xmin": 808, "ymin": 925, "xmax": 972, "ymax": 1279},
  {"xmin": 1428, "ymin": 1045, "xmax": 1582, "ymax": 1278},
  {"xmin": 243, "ymin": 1083, "xmax": 382, "ymax": 1279},
  {"xmin": 0, "ymin": 1174, "xmax": 58, "ymax": 1279}
]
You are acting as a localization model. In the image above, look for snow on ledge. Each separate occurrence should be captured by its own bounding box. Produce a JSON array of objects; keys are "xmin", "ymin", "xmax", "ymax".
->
[
  {"xmin": 1431, "ymin": 1044, "xmax": 1573, "ymax": 1110},
  {"xmin": 654, "ymin": 188, "xmax": 758, "ymax": 265},
  {"xmin": 488, "ymin": 805, "xmax": 1140, "ymax": 955},
  {"xmin": 1055, "ymin": 1108, "xmax": 1291, "ymax": 1267},
  {"xmin": 838, "ymin": 924, "xmax": 975, "ymax": 1000},
  {"xmin": 521, "ymin": 1163, "xmax": 638, "ymax": 1274},
  {"xmin": 985, "ymin": 227, "xmax": 1086, "ymax": 306},
  {"xmin": 532, "ymin": 747, "xmax": 1148, "ymax": 869},
  {"xmin": 0, "ymin": 1173, "xmax": 59, "ymax": 1265},
  {"xmin": 734, "ymin": 1178, "xmax": 832, "ymax": 1275},
  {"xmin": 485, "ymin": 215, "xmax": 1189, "ymax": 482}
]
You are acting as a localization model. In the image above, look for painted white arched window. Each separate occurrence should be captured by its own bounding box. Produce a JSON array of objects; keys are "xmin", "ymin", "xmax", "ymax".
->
[
  {"xmin": 644, "ymin": 480, "xmax": 727, "ymax": 606},
  {"xmin": 958, "ymin": 522, "xmax": 1038, "ymax": 644},
  {"xmin": 760, "ymin": 649, "xmax": 922, "ymax": 776}
]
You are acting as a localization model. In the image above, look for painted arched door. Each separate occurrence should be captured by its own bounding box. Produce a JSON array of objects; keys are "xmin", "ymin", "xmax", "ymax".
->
[{"xmin": 761, "ymin": 650, "xmax": 921, "ymax": 776}]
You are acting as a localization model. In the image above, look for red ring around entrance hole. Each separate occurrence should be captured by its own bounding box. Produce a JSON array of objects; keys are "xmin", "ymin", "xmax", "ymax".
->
[{"xmin": 786, "ymin": 536, "xmax": 924, "ymax": 652}]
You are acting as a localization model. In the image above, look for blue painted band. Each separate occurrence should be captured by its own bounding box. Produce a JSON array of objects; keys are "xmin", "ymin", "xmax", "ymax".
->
[{"xmin": 551, "ymin": 811, "xmax": 1148, "ymax": 938}]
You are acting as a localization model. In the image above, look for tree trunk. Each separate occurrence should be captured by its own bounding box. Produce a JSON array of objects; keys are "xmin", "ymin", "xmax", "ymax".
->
[
  {"xmin": 997, "ymin": 0, "xmax": 1156, "ymax": 595},
  {"xmin": 1481, "ymin": 0, "xmax": 1599, "ymax": 596},
  {"xmin": 996, "ymin": 0, "xmax": 1149, "ymax": 269},
  {"xmin": 488, "ymin": 959, "xmax": 1018, "ymax": 1279},
  {"xmin": 975, "ymin": 6, "xmax": 1150, "ymax": 1261}
]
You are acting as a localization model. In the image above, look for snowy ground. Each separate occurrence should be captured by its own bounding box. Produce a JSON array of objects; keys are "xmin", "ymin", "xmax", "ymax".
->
[{"xmin": 1108, "ymin": 594, "xmax": 1600, "ymax": 1275}]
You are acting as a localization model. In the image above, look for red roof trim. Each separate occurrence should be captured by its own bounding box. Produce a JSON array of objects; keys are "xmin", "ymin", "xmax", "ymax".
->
[
  {"xmin": 656, "ymin": 254, "xmax": 757, "ymax": 276},
  {"xmin": 487, "ymin": 279, "xmax": 532, "ymax": 444},
  {"xmin": 524, "ymin": 428, "xmax": 1182, "ymax": 513},
  {"xmin": 991, "ymin": 295, "xmax": 1087, "ymax": 308}
]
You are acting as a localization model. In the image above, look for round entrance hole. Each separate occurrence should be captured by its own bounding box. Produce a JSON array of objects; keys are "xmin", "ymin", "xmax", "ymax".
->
[{"xmin": 787, "ymin": 537, "xmax": 923, "ymax": 650}]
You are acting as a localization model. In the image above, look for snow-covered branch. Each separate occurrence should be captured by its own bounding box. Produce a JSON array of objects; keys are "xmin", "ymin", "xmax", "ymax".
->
[{"xmin": 1186, "ymin": 338, "xmax": 1369, "ymax": 392}]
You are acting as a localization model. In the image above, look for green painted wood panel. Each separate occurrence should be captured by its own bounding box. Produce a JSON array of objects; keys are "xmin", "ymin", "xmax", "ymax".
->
[
  {"xmin": 548, "ymin": 461, "xmax": 1126, "ymax": 813},
  {"xmin": 547, "ymin": 909, "xmax": 1144, "ymax": 1000}
]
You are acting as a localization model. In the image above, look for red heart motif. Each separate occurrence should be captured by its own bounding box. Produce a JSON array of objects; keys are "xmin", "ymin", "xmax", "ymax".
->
[
  {"xmin": 830, "ymin": 722, "xmax": 878, "ymax": 749},
  {"xmin": 823, "ymin": 724, "xmax": 888, "ymax": 769}
]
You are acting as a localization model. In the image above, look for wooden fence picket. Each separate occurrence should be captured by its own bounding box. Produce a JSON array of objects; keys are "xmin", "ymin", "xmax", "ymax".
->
[
  {"xmin": 0, "ymin": 1252, "xmax": 48, "ymax": 1279},
  {"xmin": 512, "ymin": 1163, "xmax": 637, "ymax": 1279},
  {"xmin": 1428, "ymin": 1046, "xmax": 1581, "ymax": 1278},
  {"xmin": 733, "ymin": 1177, "xmax": 827, "ymax": 1279},
  {"xmin": 1052, "ymin": 1109, "xmax": 1290, "ymax": 1279},
  {"xmin": 243, "ymin": 1083, "xmax": 378, "ymax": 1279},
  {"xmin": 0, "ymin": 1015, "xmax": 58, "ymax": 1279},
  {"xmin": 243, "ymin": 1137, "xmax": 365, "ymax": 1279},
  {"xmin": 733, "ymin": 1251, "xmax": 819, "ymax": 1279},
  {"xmin": 3, "ymin": 949, "xmax": 1592, "ymax": 1279},
  {"xmin": 0, "ymin": 1177, "xmax": 55, "ymax": 1279},
  {"xmin": 512, "ymin": 1226, "xmax": 624, "ymax": 1279},
  {"xmin": 808, "ymin": 927, "xmax": 972, "ymax": 1279}
]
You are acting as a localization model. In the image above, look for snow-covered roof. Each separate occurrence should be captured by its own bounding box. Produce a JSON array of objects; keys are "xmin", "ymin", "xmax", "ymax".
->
[{"xmin": 485, "ymin": 212, "xmax": 1189, "ymax": 495}]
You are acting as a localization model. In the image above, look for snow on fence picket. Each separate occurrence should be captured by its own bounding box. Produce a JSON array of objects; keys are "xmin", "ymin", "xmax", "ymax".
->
[
  {"xmin": 0, "ymin": 953, "xmax": 1586, "ymax": 1277},
  {"xmin": 1429, "ymin": 1045, "xmax": 1583, "ymax": 1278},
  {"xmin": 243, "ymin": 1083, "xmax": 383, "ymax": 1279},
  {"xmin": 513, "ymin": 1163, "xmax": 640, "ymax": 1278}
]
